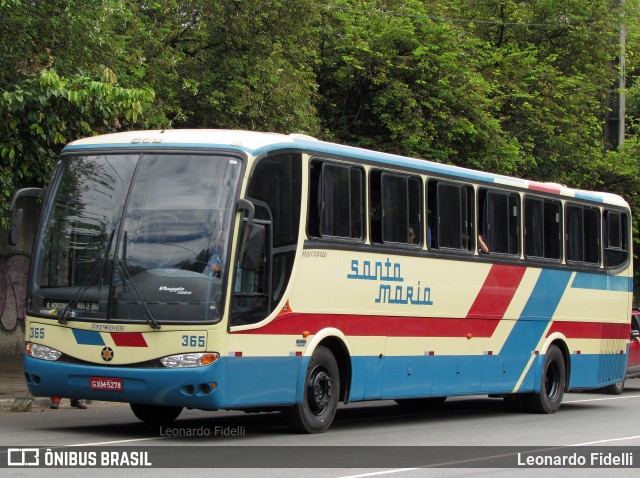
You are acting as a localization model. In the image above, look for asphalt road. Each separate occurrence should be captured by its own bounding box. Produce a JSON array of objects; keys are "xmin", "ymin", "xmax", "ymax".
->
[{"xmin": 1, "ymin": 379, "xmax": 639, "ymax": 477}]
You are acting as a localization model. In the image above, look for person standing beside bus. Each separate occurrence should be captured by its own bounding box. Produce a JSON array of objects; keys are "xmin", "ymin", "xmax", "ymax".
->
[{"xmin": 50, "ymin": 397, "xmax": 87, "ymax": 409}]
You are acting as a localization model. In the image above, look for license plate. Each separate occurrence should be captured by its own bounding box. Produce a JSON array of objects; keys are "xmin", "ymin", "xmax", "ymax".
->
[{"xmin": 89, "ymin": 376, "xmax": 123, "ymax": 391}]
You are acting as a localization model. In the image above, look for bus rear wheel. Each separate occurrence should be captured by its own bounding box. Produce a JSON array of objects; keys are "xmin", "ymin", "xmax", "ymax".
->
[
  {"xmin": 603, "ymin": 379, "xmax": 625, "ymax": 395},
  {"xmin": 284, "ymin": 345, "xmax": 340, "ymax": 433},
  {"xmin": 523, "ymin": 344, "xmax": 565, "ymax": 414},
  {"xmin": 130, "ymin": 403, "xmax": 183, "ymax": 425}
]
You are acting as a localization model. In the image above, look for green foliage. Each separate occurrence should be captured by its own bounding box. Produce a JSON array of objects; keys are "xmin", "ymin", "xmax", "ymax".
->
[
  {"xmin": 0, "ymin": 67, "xmax": 154, "ymax": 225},
  {"xmin": 2, "ymin": 0, "xmax": 640, "ymax": 287}
]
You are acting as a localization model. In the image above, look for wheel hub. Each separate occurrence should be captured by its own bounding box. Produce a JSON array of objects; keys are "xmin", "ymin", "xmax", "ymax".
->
[{"xmin": 308, "ymin": 367, "xmax": 332, "ymax": 415}]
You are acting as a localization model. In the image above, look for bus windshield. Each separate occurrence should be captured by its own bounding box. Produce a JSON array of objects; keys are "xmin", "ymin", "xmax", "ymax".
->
[{"xmin": 33, "ymin": 152, "xmax": 242, "ymax": 325}]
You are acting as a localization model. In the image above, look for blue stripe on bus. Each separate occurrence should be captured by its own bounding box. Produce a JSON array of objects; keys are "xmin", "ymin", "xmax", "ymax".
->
[
  {"xmin": 503, "ymin": 269, "xmax": 573, "ymax": 393},
  {"xmin": 571, "ymin": 273, "xmax": 633, "ymax": 292},
  {"xmin": 63, "ymin": 135, "xmax": 619, "ymax": 204},
  {"xmin": 64, "ymin": 137, "xmax": 616, "ymax": 204},
  {"xmin": 72, "ymin": 329, "xmax": 106, "ymax": 346},
  {"xmin": 25, "ymin": 348, "xmax": 625, "ymax": 410},
  {"xmin": 574, "ymin": 191, "xmax": 605, "ymax": 203},
  {"xmin": 566, "ymin": 352, "xmax": 627, "ymax": 389},
  {"xmin": 275, "ymin": 139, "xmax": 501, "ymax": 184}
]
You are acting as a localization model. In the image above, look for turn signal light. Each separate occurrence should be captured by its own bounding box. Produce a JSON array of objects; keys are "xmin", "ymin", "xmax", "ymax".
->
[{"xmin": 160, "ymin": 352, "xmax": 220, "ymax": 368}]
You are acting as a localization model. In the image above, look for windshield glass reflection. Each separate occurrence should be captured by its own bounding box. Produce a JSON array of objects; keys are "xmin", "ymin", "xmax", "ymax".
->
[{"xmin": 33, "ymin": 152, "xmax": 241, "ymax": 324}]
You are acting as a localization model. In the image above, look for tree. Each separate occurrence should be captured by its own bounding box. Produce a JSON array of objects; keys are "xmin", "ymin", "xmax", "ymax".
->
[
  {"xmin": 314, "ymin": 0, "xmax": 523, "ymax": 173},
  {"xmin": 0, "ymin": 67, "xmax": 154, "ymax": 226}
]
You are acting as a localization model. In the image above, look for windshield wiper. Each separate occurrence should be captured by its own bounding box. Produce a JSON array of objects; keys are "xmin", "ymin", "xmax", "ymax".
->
[
  {"xmin": 59, "ymin": 229, "xmax": 115, "ymax": 325},
  {"xmin": 115, "ymin": 231, "xmax": 161, "ymax": 329}
]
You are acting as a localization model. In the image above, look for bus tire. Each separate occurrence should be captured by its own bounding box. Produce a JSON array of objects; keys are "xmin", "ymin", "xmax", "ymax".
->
[
  {"xmin": 523, "ymin": 344, "xmax": 565, "ymax": 414},
  {"xmin": 284, "ymin": 345, "xmax": 340, "ymax": 433},
  {"xmin": 603, "ymin": 379, "xmax": 625, "ymax": 395},
  {"xmin": 130, "ymin": 403, "xmax": 183, "ymax": 425}
]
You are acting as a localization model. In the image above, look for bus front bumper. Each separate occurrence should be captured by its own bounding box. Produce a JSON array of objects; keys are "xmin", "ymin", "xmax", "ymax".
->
[{"xmin": 23, "ymin": 354, "xmax": 226, "ymax": 409}]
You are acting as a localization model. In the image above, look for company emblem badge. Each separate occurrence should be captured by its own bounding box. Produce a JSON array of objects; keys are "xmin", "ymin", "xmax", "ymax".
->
[{"xmin": 101, "ymin": 346, "xmax": 114, "ymax": 362}]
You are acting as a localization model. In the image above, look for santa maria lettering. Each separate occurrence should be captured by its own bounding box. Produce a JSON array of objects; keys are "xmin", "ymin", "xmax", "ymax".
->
[{"xmin": 347, "ymin": 258, "xmax": 433, "ymax": 306}]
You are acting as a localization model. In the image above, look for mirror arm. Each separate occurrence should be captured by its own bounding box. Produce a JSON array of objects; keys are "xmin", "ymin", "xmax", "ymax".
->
[
  {"xmin": 236, "ymin": 199, "xmax": 255, "ymax": 259},
  {"xmin": 9, "ymin": 187, "xmax": 44, "ymax": 214}
]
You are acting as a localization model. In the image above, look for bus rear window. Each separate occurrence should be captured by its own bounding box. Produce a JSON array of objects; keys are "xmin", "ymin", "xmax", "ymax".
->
[{"xmin": 604, "ymin": 209, "xmax": 629, "ymax": 268}]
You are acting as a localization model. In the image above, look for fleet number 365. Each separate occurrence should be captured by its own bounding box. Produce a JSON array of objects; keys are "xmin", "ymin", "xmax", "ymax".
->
[
  {"xmin": 181, "ymin": 335, "xmax": 205, "ymax": 347},
  {"xmin": 29, "ymin": 327, "xmax": 45, "ymax": 339}
]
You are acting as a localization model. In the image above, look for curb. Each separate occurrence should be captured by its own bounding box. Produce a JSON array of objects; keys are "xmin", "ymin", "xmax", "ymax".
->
[
  {"xmin": 0, "ymin": 398, "xmax": 124, "ymax": 411},
  {"xmin": 0, "ymin": 397, "xmax": 52, "ymax": 411}
]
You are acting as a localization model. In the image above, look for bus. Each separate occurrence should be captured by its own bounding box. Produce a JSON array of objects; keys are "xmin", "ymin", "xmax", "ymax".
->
[{"xmin": 9, "ymin": 129, "xmax": 633, "ymax": 433}]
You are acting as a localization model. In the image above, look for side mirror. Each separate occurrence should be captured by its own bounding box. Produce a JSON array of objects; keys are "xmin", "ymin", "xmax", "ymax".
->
[
  {"xmin": 632, "ymin": 329, "xmax": 640, "ymax": 340},
  {"xmin": 8, "ymin": 187, "xmax": 44, "ymax": 246},
  {"xmin": 9, "ymin": 208, "xmax": 24, "ymax": 246},
  {"xmin": 240, "ymin": 224, "xmax": 265, "ymax": 271}
]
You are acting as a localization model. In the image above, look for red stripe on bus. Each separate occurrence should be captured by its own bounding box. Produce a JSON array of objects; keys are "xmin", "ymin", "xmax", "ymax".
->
[
  {"xmin": 232, "ymin": 313, "xmax": 499, "ymax": 337},
  {"xmin": 546, "ymin": 321, "xmax": 630, "ymax": 340},
  {"xmin": 465, "ymin": 264, "xmax": 526, "ymax": 320},
  {"xmin": 528, "ymin": 182, "xmax": 562, "ymax": 194},
  {"xmin": 235, "ymin": 264, "xmax": 526, "ymax": 338},
  {"xmin": 111, "ymin": 332, "xmax": 148, "ymax": 347}
]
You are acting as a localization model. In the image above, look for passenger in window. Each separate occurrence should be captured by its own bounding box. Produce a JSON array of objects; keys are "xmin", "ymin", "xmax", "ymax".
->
[
  {"xmin": 408, "ymin": 227, "xmax": 417, "ymax": 245},
  {"xmin": 478, "ymin": 234, "xmax": 489, "ymax": 255}
]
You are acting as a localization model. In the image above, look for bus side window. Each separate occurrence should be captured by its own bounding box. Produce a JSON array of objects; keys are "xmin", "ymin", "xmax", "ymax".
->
[
  {"xmin": 308, "ymin": 159, "xmax": 364, "ymax": 241},
  {"xmin": 478, "ymin": 188, "xmax": 520, "ymax": 256},
  {"xmin": 565, "ymin": 203, "xmax": 600, "ymax": 265},
  {"xmin": 524, "ymin": 197, "xmax": 562, "ymax": 261},
  {"xmin": 603, "ymin": 209, "xmax": 629, "ymax": 268},
  {"xmin": 428, "ymin": 179, "xmax": 474, "ymax": 252},
  {"xmin": 370, "ymin": 170, "xmax": 422, "ymax": 246}
]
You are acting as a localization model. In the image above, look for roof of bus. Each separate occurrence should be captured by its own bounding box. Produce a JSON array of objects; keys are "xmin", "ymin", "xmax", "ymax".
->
[{"xmin": 64, "ymin": 129, "xmax": 628, "ymax": 207}]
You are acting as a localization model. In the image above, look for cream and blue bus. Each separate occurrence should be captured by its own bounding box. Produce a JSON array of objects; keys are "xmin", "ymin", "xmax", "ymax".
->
[{"xmin": 10, "ymin": 129, "xmax": 632, "ymax": 432}]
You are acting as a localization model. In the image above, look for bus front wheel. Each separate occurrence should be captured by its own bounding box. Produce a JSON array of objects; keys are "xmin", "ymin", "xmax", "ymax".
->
[
  {"xmin": 284, "ymin": 345, "xmax": 340, "ymax": 433},
  {"xmin": 523, "ymin": 344, "xmax": 565, "ymax": 414},
  {"xmin": 130, "ymin": 403, "xmax": 183, "ymax": 425}
]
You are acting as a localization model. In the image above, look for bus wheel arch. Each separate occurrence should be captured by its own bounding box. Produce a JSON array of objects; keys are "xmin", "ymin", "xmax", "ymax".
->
[
  {"xmin": 316, "ymin": 335, "xmax": 351, "ymax": 403},
  {"xmin": 303, "ymin": 329, "xmax": 352, "ymax": 403},
  {"xmin": 130, "ymin": 403, "xmax": 183, "ymax": 425},
  {"xmin": 540, "ymin": 336, "xmax": 571, "ymax": 393},
  {"xmin": 284, "ymin": 344, "xmax": 341, "ymax": 433},
  {"xmin": 523, "ymin": 340, "xmax": 567, "ymax": 414}
]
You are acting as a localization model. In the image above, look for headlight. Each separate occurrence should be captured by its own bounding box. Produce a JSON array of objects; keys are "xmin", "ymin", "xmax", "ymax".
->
[
  {"xmin": 160, "ymin": 352, "xmax": 219, "ymax": 368},
  {"xmin": 26, "ymin": 343, "xmax": 62, "ymax": 361}
]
